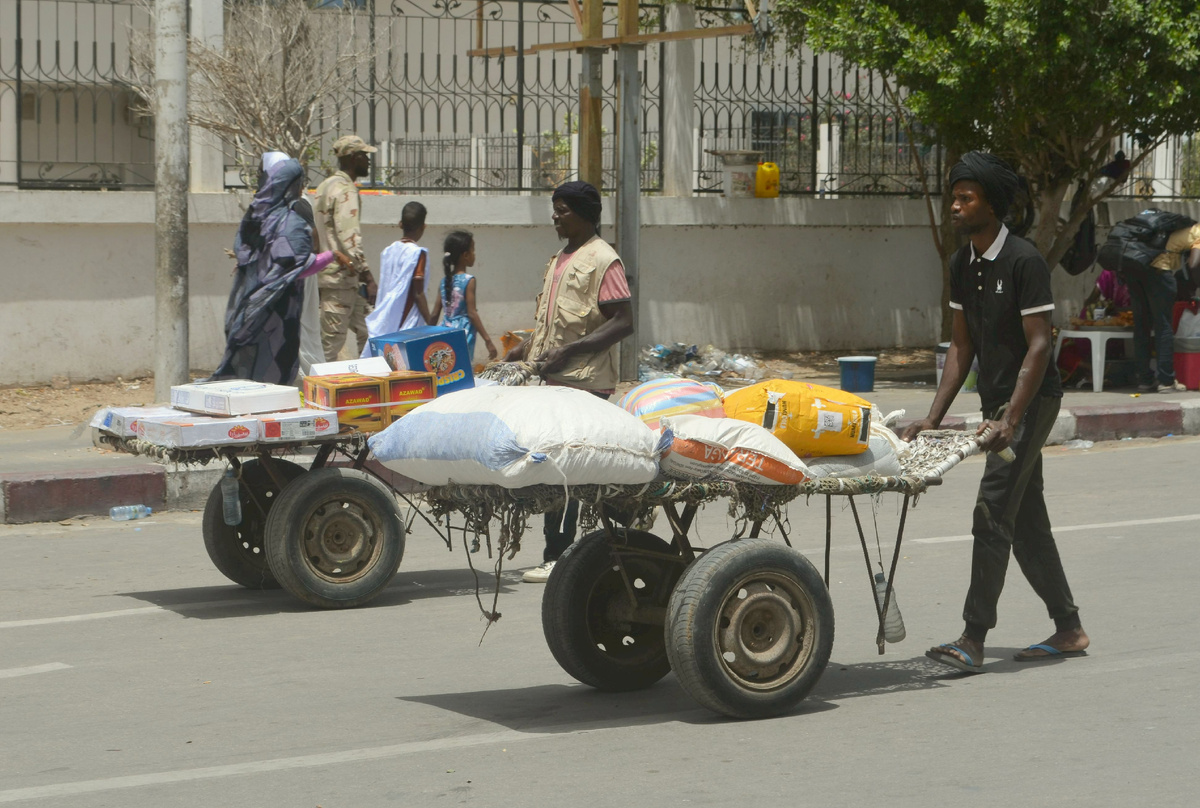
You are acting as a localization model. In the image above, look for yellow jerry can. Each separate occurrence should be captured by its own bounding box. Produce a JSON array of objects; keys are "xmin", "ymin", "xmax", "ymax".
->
[{"xmin": 755, "ymin": 162, "xmax": 780, "ymax": 198}]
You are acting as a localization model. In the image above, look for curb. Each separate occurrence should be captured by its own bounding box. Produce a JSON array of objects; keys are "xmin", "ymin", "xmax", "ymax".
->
[
  {"xmin": 1, "ymin": 466, "xmax": 222, "ymax": 525},
  {"xmin": 3, "ymin": 400, "xmax": 1198, "ymax": 524}
]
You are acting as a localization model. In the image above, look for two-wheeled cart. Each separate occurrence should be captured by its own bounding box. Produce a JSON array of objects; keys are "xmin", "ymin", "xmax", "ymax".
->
[{"xmin": 106, "ymin": 427, "xmax": 985, "ymax": 718}]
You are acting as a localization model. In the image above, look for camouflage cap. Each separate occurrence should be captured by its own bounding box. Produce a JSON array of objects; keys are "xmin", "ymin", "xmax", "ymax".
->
[{"xmin": 331, "ymin": 135, "xmax": 378, "ymax": 157}]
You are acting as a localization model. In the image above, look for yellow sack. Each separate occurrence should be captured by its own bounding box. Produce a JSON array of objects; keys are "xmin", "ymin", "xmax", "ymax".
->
[{"xmin": 723, "ymin": 380, "xmax": 872, "ymax": 457}]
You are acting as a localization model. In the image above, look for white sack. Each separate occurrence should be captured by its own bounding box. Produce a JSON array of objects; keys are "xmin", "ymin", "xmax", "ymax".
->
[
  {"xmin": 660, "ymin": 415, "xmax": 810, "ymax": 485},
  {"xmin": 368, "ymin": 385, "xmax": 664, "ymax": 487}
]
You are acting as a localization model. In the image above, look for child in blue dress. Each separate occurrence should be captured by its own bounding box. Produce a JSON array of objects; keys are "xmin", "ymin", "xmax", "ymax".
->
[{"xmin": 430, "ymin": 230, "xmax": 497, "ymax": 363}]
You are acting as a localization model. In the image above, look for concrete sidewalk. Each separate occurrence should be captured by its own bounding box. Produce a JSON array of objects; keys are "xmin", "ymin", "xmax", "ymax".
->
[{"xmin": 1, "ymin": 381, "xmax": 1198, "ymax": 524}]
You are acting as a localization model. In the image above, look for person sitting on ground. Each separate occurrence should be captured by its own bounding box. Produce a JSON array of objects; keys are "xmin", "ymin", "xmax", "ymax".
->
[
  {"xmin": 362, "ymin": 201, "xmax": 433, "ymax": 357},
  {"xmin": 429, "ymin": 230, "xmax": 498, "ymax": 364}
]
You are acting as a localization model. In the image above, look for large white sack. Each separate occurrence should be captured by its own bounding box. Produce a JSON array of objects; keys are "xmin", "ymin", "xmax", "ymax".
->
[
  {"xmin": 660, "ymin": 415, "xmax": 810, "ymax": 485},
  {"xmin": 368, "ymin": 386, "xmax": 664, "ymax": 487},
  {"xmin": 805, "ymin": 431, "xmax": 902, "ymax": 479}
]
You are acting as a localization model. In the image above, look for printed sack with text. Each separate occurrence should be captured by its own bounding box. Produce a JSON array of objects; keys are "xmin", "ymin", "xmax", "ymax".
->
[
  {"xmin": 617, "ymin": 377, "xmax": 725, "ymax": 430},
  {"xmin": 660, "ymin": 415, "xmax": 811, "ymax": 485},
  {"xmin": 723, "ymin": 380, "xmax": 871, "ymax": 457},
  {"xmin": 368, "ymin": 385, "xmax": 664, "ymax": 488}
]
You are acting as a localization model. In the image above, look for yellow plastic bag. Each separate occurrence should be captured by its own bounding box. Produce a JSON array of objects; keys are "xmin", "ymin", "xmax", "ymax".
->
[{"xmin": 723, "ymin": 380, "xmax": 872, "ymax": 457}]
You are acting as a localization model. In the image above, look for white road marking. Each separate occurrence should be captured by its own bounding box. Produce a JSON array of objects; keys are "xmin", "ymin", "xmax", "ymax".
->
[
  {"xmin": 911, "ymin": 513, "xmax": 1200, "ymax": 544},
  {"xmin": 0, "ymin": 663, "xmax": 72, "ymax": 679},
  {"xmin": 0, "ymin": 727, "xmax": 567, "ymax": 803},
  {"xmin": 0, "ymin": 599, "xmax": 258, "ymax": 630}
]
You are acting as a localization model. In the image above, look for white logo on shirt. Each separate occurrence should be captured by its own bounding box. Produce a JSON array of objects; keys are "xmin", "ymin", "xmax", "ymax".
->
[{"xmin": 995, "ymin": 279, "xmax": 1004, "ymax": 294}]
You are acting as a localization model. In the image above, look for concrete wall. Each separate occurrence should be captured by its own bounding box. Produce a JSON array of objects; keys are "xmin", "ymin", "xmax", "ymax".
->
[{"xmin": 3, "ymin": 190, "xmax": 1170, "ymax": 387}]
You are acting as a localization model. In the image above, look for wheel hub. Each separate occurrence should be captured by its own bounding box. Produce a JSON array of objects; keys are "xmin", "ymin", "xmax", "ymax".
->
[
  {"xmin": 717, "ymin": 577, "xmax": 808, "ymax": 687},
  {"xmin": 303, "ymin": 499, "xmax": 380, "ymax": 582}
]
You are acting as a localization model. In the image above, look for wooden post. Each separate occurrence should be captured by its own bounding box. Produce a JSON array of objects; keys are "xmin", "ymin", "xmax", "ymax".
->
[
  {"xmin": 615, "ymin": 0, "xmax": 641, "ymax": 381},
  {"xmin": 578, "ymin": 0, "xmax": 604, "ymax": 188}
]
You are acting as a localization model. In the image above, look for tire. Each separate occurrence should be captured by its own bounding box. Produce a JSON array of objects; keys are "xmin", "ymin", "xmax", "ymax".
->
[
  {"xmin": 264, "ymin": 467, "xmax": 405, "ymax": 609},
  {"xmin": 665, "ymin": 539, "xmax": 834, "ymax": 719},
  {"xmin": 542, "ymin": 529, "xmax": 684, "ymax": 692},
  {"xmin": 201, "ymin": 458, "xmax": 306, "ymax": 589}
]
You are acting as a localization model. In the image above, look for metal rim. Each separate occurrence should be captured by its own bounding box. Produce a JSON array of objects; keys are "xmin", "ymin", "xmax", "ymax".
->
[
  {"xmin": 298, "ymin": 491, "xmax": 384, "ymax": 584},
  {"xmin": 713, "ymin": 570, "xmax": 819, "ymax": 692},
  {"xmin": 585, "ymin": 549, "xmax": 672, "ymax": 664}
]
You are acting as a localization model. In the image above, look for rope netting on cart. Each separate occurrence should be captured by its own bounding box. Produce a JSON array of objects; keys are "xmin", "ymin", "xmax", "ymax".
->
[{"xmin": 419, "ymin": 428, "xmax": 989, "ymax": 630}]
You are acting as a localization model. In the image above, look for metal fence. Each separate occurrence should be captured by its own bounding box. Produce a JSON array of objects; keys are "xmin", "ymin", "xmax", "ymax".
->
[
  {"xmin": 2, "ymin": 0, "xmax": 1197, "ymax": 199},
  {"xmin": 0, "ymin": 0, "xmax": 154, "ymax": 189}
]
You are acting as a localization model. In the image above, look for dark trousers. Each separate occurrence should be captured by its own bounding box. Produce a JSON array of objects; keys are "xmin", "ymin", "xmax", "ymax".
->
[
  {"xmin": 1125, "ymin": 265, "xmax": 1178, "ymax": 386},
  {"xmin": 543, "ymin": 500, "xmax": 581, "ymax": 563},
  {"xmin": 963, "ymin": 396, "xmax": 1080, "ymax": 635}
]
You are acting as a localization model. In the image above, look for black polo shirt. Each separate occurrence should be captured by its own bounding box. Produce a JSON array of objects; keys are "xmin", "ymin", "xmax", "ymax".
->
[{"xmin": 949, "ymin": 226, "xmax": 1063, "ymax": 412}]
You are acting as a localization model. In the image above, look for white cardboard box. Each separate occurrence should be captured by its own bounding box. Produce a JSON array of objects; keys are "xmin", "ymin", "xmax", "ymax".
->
[
  {"xmin": 309, "ymin": 356, "xmax": 391, "ymax": 377},
  {"xmin": 91, "ymin": 406, "xmax": 189, "ymax": 437},
  {"xmin": 170, "ymin": 380, "xmax": 301, "ymax": 416},
  {"xmin": 136, "ymin": 415, "xmax": 261, "ymax": 448},
  {"xmin": 257, "ymin": 408, "xmax": 340, "ymax": 442}
]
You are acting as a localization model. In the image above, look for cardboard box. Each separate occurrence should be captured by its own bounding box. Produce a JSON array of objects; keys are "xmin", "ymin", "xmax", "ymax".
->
[
  {"xmin": 370, "ymin": 326, "xmax": 475, "ymax": 396},
  {"xmin": 257, "ymin": 408, "xmax": 340, "ymax": 442},
  {"xmin": 92, "ymin": 406, "xmax": 189, "ymax": 437},
  {"xmin": 136, "ymin": 415, "xmax": 260, "ymax": 448},
  {"xmin": 171, "ymin": 380, "xmax": 301, "ymax": 416},
  {"xmin": 309, "ymin": 356, "xmax": 392, "ymax": 377},
  {"xmin": 303, "ymin": 373, "xmax": 387, "ymax": 433},
  {"xmin": 382, "ymin": 371, "xmax": 438, "ymax": 424}
]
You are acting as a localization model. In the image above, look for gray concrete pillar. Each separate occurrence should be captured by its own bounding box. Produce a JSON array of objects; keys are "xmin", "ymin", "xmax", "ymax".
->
[
  {"xmin": 0, "ymin": 84, "xmax": 16, "ymax": 185},
  {"xmin": 661, "ymin": 3, "xmax": 696, "ymax": 197},
  {"xmin": 188, "ymin": 0, "xmax": 225, "ymax": 193}
]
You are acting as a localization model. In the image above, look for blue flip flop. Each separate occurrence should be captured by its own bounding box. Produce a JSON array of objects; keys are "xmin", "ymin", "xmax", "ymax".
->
[
  {"xmin": 1013, "ymin": 643, "xmax": 1088, "ymax": 662},
  {"xmin": 925, "ymin": 644, "xmax": 984, "ymax": 674}
]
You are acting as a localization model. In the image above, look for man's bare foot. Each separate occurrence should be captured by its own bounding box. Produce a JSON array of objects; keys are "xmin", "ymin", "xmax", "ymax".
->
[
  {"xmin": 1013, "ymin": 627, "xmax": 1090, "ymax": 662},
  {"xmin": 925, "ymin": 634, "xmax": 984, "ymax": 673}
]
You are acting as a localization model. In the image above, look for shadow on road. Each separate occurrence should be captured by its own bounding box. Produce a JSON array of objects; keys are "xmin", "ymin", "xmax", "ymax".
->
[
  {"xmin": 115, "ymin": 567, "xmax": 522, "ymax": 619},
  {"xmin": 814, "ymin": 651, "xmax": 1037, "ymax": 700},
  {"xmin": 400, "ymin": 679, "xmax": 838, "ymax": 732}
]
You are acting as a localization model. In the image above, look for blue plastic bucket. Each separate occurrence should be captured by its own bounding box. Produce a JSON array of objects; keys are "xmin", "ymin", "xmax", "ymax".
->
[{"xmin": 837, "ymin": 355, "xmax": 877, "ymax": 393}]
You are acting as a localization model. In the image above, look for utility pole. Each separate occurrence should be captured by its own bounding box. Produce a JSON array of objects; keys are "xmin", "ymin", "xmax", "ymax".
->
[
  {"xmin": 615, "ymin": 0, "xmax": 641, "ymax": 381},
  {"xmin": 578, "ymin": 0, "xmax": 604, "ymax": 188},
  {"xmin": 154, "ymin": 0, "xmax": 190, "ymax": 400}
]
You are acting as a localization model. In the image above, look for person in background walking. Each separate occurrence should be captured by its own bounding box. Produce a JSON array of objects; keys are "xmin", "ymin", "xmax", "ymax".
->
[
  {"xmin": 213, "ymin": 156, "xmax": 347, "ymax": 383},
  {"xmin": 429, "ymin": 230, "xmax": 498, "ymax": 364},
  {"xmin": 362, "ymin": 201, "xmax": 433, "ymax": 356},
  {"xmin": 902, "ymin": 151, "xmax": 1088, "ymax": 673},
  {"xmin": 315, "ymin": 135, "xmax": 377, "ymax": 360}
]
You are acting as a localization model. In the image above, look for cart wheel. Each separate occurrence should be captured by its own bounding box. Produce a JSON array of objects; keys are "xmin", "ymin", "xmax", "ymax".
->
[
  {"xmin": 542, "ymin": 529, "xmax": 683, "ymax": 692},
  {"xmin": 201, "ymin": 458, "xmax": 306, "ymax": 589},
  {"xmin": 264, "ymin": 467, "xmax": 405, "ymax": 609},
  {"xmin": 665, "ymin": 539, "xmax": 834, "ymax": 719}
]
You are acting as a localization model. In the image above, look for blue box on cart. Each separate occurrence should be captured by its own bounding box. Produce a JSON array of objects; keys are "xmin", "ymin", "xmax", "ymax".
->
[{"xmin": 370, "ymin": 326, "xmax": 475, "ymax": 396}]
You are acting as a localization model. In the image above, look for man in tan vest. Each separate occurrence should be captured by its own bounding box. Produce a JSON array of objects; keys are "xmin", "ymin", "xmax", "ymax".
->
[{"xmin": 505, "ymin": 181, "xmax": 633, "ymax": 582}]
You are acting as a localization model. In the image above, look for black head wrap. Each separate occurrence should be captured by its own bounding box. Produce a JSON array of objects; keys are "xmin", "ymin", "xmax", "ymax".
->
[
  {"xmin": 552, "ymin": 180, "xmax": 602, "ymax": 224},
  {"xmin": 948, "ymin": 151, "xmax": 1020, "ymax": 221}
]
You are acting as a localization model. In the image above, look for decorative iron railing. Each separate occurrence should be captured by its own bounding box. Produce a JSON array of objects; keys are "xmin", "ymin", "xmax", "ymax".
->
[{"xmin": 1, "ymin": 0, "xmax": 1195, "ymax": 199}]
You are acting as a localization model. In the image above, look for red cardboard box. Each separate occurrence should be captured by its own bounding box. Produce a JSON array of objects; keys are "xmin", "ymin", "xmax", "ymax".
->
[
  {"xmin": 383, "ymin": 371, "xmax": 438, "ymax": 424},
  {"xmin": 303, "ymin": 374, "xmax": 387, "ymax": 433}
]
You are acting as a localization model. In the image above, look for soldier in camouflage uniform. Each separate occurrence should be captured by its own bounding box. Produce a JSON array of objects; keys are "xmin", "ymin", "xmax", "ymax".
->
[{"xmin": 315, "ymin": 135, "xmax": 378, "ymax": 361}]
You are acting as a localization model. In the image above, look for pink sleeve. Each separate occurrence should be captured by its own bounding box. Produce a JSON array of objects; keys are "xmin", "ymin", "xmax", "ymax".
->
[
  {"xmin": 299, "ymin": 251, "xmax": 334, "ymax": 280},
  {"xmin": 598, "ymin": 259, "xmax": 632, "ymax": 304}
]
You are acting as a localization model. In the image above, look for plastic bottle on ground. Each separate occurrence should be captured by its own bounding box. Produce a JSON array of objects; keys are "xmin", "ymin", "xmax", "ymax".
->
[
  {"xmin": 110, "ymin": 505, "xmax": 152, "ymax": 521},
  {"xmin": 873, "ymin": 572, "xmax": 907, "ymax": 643},
  {"xmin": 220, "ymin": 469, "xmax": 243, "ymax": 526}
]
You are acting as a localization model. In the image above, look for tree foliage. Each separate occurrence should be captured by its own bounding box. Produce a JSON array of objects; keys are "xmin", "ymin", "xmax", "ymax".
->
[
  {"xmin": 129, "ymin": 0, "xmax": 371, "ymax": 179},
  {"xmin": 773, "ymin": 0, "xmax": 1200, "ymax": 267}
]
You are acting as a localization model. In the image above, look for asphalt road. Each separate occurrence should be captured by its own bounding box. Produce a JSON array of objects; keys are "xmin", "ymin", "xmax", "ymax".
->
[{"xmin": 2, "ymin": 436, "xmax": 1198, "ymax": 807}]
